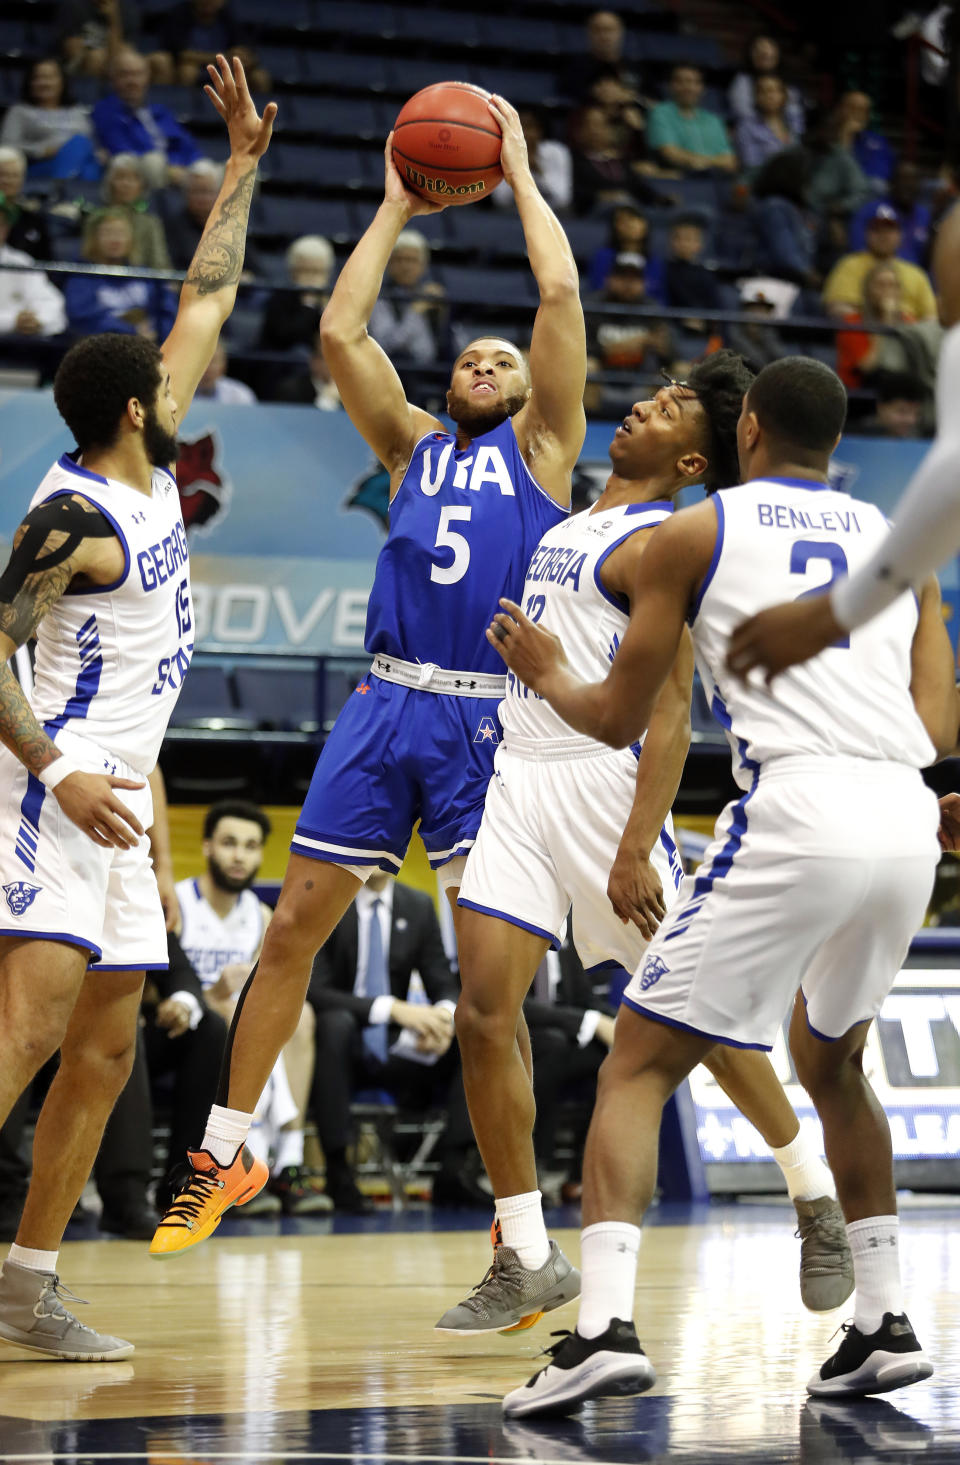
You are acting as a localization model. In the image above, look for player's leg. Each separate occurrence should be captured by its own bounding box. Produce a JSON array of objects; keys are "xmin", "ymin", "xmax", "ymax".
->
[
  {"xmin": 702, "ymin": 1044, "xmax": 851, "ymax": 1311},
  {"xmin": 0, "ymin": 937, "xmax": 89, "ymax": 1128},
  {"xmin": 446, "ymin": 876, "xmax": 534, "ymax": 1086},
  {"xmin": 0, "ymin": 966, "xmax": 142, "ymax": 1362}
]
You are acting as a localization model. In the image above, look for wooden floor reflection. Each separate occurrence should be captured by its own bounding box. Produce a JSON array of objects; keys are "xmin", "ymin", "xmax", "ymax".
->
[{"xmin": 0, "ymin": 1203, "xmax": 958, "ymax": 1463}]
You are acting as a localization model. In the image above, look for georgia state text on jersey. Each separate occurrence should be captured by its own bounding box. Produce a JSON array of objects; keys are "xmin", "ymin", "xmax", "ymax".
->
[
  {"xmin": 364, "ymin": 417, "xmax": 567, "ymax": 674},
  {"xmin": 501, "ymin": 500, "xmax": 674, "ymax": 747},
  {"xmin": 176, "ymin": 877, "xmax": 263, "ymax": 987},
  {"xmin": 28, "ymin": 453, "xmax": 193, "ymax": 773},
  {"xmin": 693, "ymin": 476, "xmax": 936, "ymax": 785}
]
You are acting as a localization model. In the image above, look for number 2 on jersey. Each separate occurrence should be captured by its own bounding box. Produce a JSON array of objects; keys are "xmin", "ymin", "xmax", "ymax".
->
[
  {"xmin": 431, "ymin": 505, "xmax": 471, "ymax": 585},
  {"xmin": 789, "ymin": 539, "xmax": 850, "ymax": 649}
]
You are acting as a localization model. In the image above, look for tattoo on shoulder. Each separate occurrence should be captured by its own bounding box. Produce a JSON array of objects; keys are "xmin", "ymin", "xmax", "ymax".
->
[
  {"xmin": 184, "ymin": 168, "xmax": 256, "ymax": 297},
  {"xmin": 0, "ymin": 495, "xmax": 113, "ymax": 648}
]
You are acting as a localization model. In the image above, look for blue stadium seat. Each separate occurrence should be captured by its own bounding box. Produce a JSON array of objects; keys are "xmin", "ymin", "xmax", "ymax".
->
[
  {"xmin": 149, "ymin": 84, "xmax": 202, "ymax": 124},
  {"xmin": 444, "ymin": 209, "xmax": 527, "ymax": 260},
  {"xmin": 385, "ymin": 58, "xmax": 475, "ymax": 96},
  {"xmin": 476, "ymin": 16, "xmax": 564, "ymax": 54},
  {"xmin": 314, "ymin": 2, "xmax": 401, "ymax": 38},
  {"xmin": 471, "ymin": 65, "xmax": 560, "ymax": 107},
  {"xmin": 300, "ymin": 52, "xmax": 391, "ymax": 91},
  {"xmin": 169, "ymin": 665, "xmax": 253, "ymax": 729},
  {"xmin": 252, "ymin": 194, "xmax": 356, "ymax": 243},
  {"xmin": 440, "ymin": 265, "xmax": 535, "ymax": 308},
  {"xmin": 233, "ymin": 0, "xmax": 311, "ymax": 26},
  {"xmin": 269, "ymin": 143, "xmax": 375, "ymax": 187},
  {"xmin": 0, "ymin": 64, "xmax": 22, "ymax": 105},
  {"xmin": 401, "ymin": 8, "xmax": 482, "ymax": 47},
  {"xmin": 0, "ymin": 21, "xmax": 35, "ymax": 56},
  {"xmin": 257, "ymin": 46, "xmax": 307, "ymax": 86},
  {"xmin": 635, "ymin": 32, "xmax": 726, "ymax": 70},
  {"xmin": 233, "ymin": 665, "xmax": 321, "ymax": 732},
  {"xmin": 284, "ymin": 94, "xmax": 381, "ymax": 141},
  {"xmin": 562, "ymin": 217, "xmax": 610, "ymax": 264}
]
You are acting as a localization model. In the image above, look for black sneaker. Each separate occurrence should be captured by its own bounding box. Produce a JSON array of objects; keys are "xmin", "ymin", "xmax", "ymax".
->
[
  {"xmin": 502, "ymin": 1320, "xmax": 656, "ymax": 1418},
  {"xmin": 807, "ymin": 1313, "xmax": 933, "ymax": 1398}
]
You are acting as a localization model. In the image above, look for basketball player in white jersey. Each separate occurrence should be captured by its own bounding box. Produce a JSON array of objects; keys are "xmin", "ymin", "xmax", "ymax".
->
[
  {"xmin": 726, "ymin": 203, "xmax": 960, "ymax": 680},
  {"xmin": 175, "ymin": 802, "xmax": 328, "ymax": 1214},
  {"xmin": 490, "ymin": 357, "xmax": 957, "ymax": 1412},
  {"xmin": 0, "ymin": 56, "xmax": 275, "ymax": 1360},
  {"xmin": 440, "ymin": 352, "xmax": 854, "ymax": 1335}
]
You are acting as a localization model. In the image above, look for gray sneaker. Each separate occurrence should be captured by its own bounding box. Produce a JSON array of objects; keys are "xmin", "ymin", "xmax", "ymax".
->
[
  {"xmin": 435, "ymin": 1240, "xmax": 580, "ymax": 1335},
  {"xmin": 0, "ymin": 1260, "xmax": 134, "ymax": 1360},
  {"xmin": 795, "ymin": 1196, "xmax": 855, "ymax": 1312}
]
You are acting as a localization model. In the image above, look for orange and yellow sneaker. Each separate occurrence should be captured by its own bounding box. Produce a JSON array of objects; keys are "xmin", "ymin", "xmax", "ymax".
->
[
  {"xmin": 490, "ymin": 1216, "xmax": 544, "ymax": 1334},
  {"xmin": 149, "ymin": 1146, "xmax": 269, "ymax": 1257}
]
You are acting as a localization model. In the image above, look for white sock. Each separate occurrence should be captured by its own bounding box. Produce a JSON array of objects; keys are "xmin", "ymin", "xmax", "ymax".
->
[
  {"xmin": 201, "ymin": 1104, "xmax": 255, "ymax": 1166},
  {"xmin": 272, "ymin": 1127, "xmax": 304, "ymax": 1175},
  {"xmin": 577, "ymin": 1222, "xmax": 641, "ymax": 1339},
  {"xmin": 495, "ymin": 1190, "xmax": 550, "ymax": 1270},
  {"xmin": 7, "ymin": 1244, "xmax": 58, "ymax": 1274},
  {"xmin": 848, "ymin": 1215, "xmax": 902, "ymax": 1334},
  {"xmin": 771, "ymin": 1128, "xmax": 836, "ymax": 1202}
]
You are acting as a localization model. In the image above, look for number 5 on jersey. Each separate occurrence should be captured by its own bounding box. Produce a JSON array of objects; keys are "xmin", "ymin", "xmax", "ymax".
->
[{"xmin": 431, "ymin": 506, "xmax": 472, "ymax": 585}]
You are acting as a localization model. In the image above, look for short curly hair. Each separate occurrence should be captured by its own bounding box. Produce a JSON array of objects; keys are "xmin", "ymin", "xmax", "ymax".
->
[
  {"xmin": 685, "ymin": 349, "xmax": 755, "ymax": 493},
  {"xmin": 53, "ymin": 333, "xmax": 163, "ymax": 453}
]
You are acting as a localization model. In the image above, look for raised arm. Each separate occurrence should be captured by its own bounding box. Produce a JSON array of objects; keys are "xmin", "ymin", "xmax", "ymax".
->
[
  {"xmin": 909, "ymin": 575, "xmax": 959, "ymax": 759},
  {"xmin": 495, "ymin": 96, "xmax": 586, "ymax": 499},
  {"xmin": 319, "ymin": 142, "xmax": 443, "ymax": 481},
  {"xmin": 161, "ymin": 55, "xmax": 276, "ymax": 422},
  {"xmin": 488, "ymin": 506, "xmax": 714, "ymax": 746}
]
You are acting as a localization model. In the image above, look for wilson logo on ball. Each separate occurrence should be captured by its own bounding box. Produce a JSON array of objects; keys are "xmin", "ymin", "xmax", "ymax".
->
[{"xmin": 401, "ymin": 163, "xmax": 487, "ymax": 196}]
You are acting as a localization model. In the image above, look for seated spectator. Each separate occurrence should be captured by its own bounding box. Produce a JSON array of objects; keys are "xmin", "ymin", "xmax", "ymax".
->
[
  {"xmin": 557, "ymin": 9, "xmax": 641, "ymax": 107},
  {"xmin": 647, "ymin": 66, "xmax": 736, "ymax": 174},
  {"xmin": 258, "ymin": 233, "xmax": 334, "ymax": 351},
  {"xmin": 735, "ymin": 75, "xmax": 800, "ymax": 173},
  {"xmin": 0, "ymin": 200, "xmax": 66, "ymax": 338},
  {"xmin": 806, "ymin": 101, "xmax": 873, "ymax": 220},
  {"xmin": 0, "ymin": 147, "xmax": 53, "ymax": 261},
  {"xmin": 849, "ymin": 159, "xmax": 932, "ymax": 266},
  {"xmin": 587, "ymin": 203, "xmax": 664, "ymax": 298},
  {"xmin": 836, "ymin": 262, "xmax": 914, "ymax": 387},
  {"xmin": 859, "ymin": 371, "xmax": 927, "ymax": 438},
  {"xmin": 86, "ymin": 152, "xmax": 171, "ymax": 269},
  {"xmin": 0, "ymin": 58, "xmax": 100, "ymax": 182},
  {"xmin": 92, "ymin": 48, "xmax": 203, "ymax": 189},
  {"xmin": 161, "ymin": 157, "xmax": 222, "ymax": 270},
  {"xmin": 834, "ymin": 90, "xmax": 895, "ymax": 186},
  {"xmin": 65, "ymin": 208, "xmax": 177, "ymax": 338},
  {"xmin": 492, "ymin": 107, "xmax": 571, "ymax": 213},
  {"xmin": 273, "ymin": 329, "xmax": 342, "ymax": 409},
  {"xmin": 725, "ymin": 279, "xmax": 790, "ymax": 371},
  {"xmin": 195, "ymin": 340, "xmax": 257, "ymax": 403},
  {"xmin": 308, "ymin": 873, "xmax": 482, "ymax": 1212},
  {"xmin": 822, "ymin": 203, "xmax": 937, "ymax": 320},
  {"xmin": 56, "ymin": 0, "xmax": 172, "ymax": 83},
  {"xmin": 728, "ymin": 33, "xmax": 806, "ymax": 134},
  {"xmin": 748, "ymin": 148, "xmax": 820, "ymax": 289},
  {"xmin": 663, "ymin": 215, "xmax": 724, "ymax": 310},
  {"xmin": 585, "ymin": 252, "xmax": 673, "ymax": 410},
  {"xmin": 588, "ymin": 73, "xmax": 648, "ymax": 162},
  {"xmin": 368, "ymin": 230, "xmax": 446, "ymax": 365},
  {"xmin": 571, "ymin": 105, "xmax": 672, "ymax": 216},
  {"xmin": 156, "ymin": 0, "xmax": 269, "ymax": 92}
]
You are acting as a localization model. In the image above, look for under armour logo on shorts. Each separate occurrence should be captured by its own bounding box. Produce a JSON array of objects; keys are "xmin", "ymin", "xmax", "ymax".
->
[
  {"xmin": 639, "ymin": 954, "xmax": 669, "ymax": 991},
  {"xmin": 3, "ymin": 880, "xmax": 42, "ymax": 916}
]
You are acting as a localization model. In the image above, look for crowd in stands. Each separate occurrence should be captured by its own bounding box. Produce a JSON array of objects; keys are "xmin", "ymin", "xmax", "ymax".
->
[{"xmin": 0, "ymin": 4, "xmax": 953, "ymax": 430}]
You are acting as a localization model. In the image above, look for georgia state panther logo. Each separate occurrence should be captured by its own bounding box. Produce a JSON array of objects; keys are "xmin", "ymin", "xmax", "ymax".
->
[
  {"xmin": 639, "ymin": 954, "xmax": 668, "ymax": 991},
  {"xmin": 3, "ymin": 881, "xmax": 41, "ymax": 917}
]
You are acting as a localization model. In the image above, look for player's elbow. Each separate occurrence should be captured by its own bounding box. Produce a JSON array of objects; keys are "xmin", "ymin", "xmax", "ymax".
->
[
  {"xmin": 537, "ymin": 268, "xmax": 580, "ymax": 305},
  {"xmin": 595, "ymin": 704, "xmax": 646, "ymax": 750},
  {"xmin": 318, "ymin": 304, "xmax": 363, "ymax": 353}
]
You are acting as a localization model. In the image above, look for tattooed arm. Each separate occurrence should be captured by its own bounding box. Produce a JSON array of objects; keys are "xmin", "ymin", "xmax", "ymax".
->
[
  {"xmin": 0, "ymin": 495, "xmax": 145, "ymax": 849},
  {"xmin": 161, "ymin": 55, "xmax": 277, "ymax": 425}
]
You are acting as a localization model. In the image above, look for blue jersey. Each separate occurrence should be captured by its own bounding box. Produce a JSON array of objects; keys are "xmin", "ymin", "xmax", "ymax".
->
[{"xmin": 364, "ymin": 417, "xmax": 567, "ymax": 674}]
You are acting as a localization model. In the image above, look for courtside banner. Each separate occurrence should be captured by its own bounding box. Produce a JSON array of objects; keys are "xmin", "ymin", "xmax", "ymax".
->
[{"xmin": 0, "ymin": 389, "xmax": 953, "ymax": 653}]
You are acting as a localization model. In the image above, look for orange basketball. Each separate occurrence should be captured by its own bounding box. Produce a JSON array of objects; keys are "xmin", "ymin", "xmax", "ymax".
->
[{"xmin": 392, "ymin": 82, "xmax": 503, "ymax": 207}]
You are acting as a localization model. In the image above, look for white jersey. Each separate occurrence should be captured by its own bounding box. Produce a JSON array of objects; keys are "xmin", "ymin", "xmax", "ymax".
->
[
  {"xmin": 176, "ymin": 877, "xmax": 264, "ymax": 989},
  {"xmin": 694, "ymin": 477, "xmax": 935, "ymax": 786},
  {"xmin": 500, "ymin": 500, "xmax": 674, "ymax": 749},
  {"xmin": 29, "ymin": 453, "xmax": 193, "ymax": 773}
]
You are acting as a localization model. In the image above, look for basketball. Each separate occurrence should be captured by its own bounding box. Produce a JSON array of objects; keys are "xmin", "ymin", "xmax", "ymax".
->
[{"xmin": 392, "ymin": 82, "xmax": 503, "ymax": 207}]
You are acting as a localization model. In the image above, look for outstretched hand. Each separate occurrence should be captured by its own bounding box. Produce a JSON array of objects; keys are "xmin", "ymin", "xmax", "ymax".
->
[
  {"xmin": 204, "ymin": 53, "xmax": 276, "ymax": 162},
  {"xmin": 726, "ymin": 593, "xmax": 844, "ymax": 683},
  {"xmin": 487, "ymin": 94, "xmax": 530, "ymax": 190},
  {"xmin": 487, "ymin": 597, "xmax": 567, "ymax": 694},
  {"xmin": 383, "ymin": 133, "xmax": 448, "ymax": 217}
]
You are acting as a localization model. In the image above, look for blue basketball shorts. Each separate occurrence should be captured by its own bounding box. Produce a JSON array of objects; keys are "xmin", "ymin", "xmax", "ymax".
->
[{"xmin": 291, "ymin": 674, "xmax": 502, "ymax": 873}]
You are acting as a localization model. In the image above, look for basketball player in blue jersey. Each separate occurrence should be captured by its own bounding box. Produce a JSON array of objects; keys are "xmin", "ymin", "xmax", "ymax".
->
[
  {"xmin": 490, "ymin": 358, "xmax": 957, "ymax": 1413},
  {"xmin": 151, "ymin": 96, "xmax": 589, "ymax": 1257},
  {"xmin": 439, "ymin": 352, "xmax": 855, "ymax": 1335},
  {"xmin": 0, "ymin": 57, "xmax": 275, "ymax": 1359}
]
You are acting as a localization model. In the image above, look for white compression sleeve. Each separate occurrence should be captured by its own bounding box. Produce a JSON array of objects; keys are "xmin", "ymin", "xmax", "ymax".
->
[{"xmin": 831, "ymin": 323, "xmax": 960, "ymax": 632}]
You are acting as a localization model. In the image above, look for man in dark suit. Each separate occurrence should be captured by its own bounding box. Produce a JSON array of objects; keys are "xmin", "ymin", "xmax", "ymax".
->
[{"xmin": 308, "ymin": 874, "xmax": 479, "ymax": 1211}]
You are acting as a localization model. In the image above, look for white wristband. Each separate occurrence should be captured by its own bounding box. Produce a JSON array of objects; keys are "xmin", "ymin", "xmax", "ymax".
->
[{"xmin": 38, "ymin": 756, "xmax": 81, "ymax": 790}]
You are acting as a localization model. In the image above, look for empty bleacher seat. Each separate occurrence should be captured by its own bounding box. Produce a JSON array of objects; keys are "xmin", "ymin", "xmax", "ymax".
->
[
  {"xmin": 252, "ymin": 194, "xmax": 357, "ymax": 244},
  {"xmin": 0, "ymin": 20, "xmax": 35, "ymax": 56},
  {"xmin": 562, "ymin": 217, "xmax": 610, "ymax": 265},
  {"xmin": 283, "ymin": 95, "xmax": 382, "ymax": 141},
  {"xmin": 471, "ymin": 65, "xmax": 560, "ymax": 107},
  {"xmin": 269, "ymin": 143, "xmax": 374, "ymax": 188},
  {"xmin": 440, "ymin": 265, "xmax": 536, "ymax": 309},
  {"xmin": 256, "ymin": 46, "xmax": 307, "ymax": 86},
  {"xmin": 399, "ymin": 9, "xmax": 483, "ymax": 48},
  {"xmin": 314, "ymin": 2, "xmax": 401, "ymax": 39},
  {"xmin": 475, "ymin": 15, "xmax": 564, "ymax": 54},
  {"xmin": 444, "ymin": 209, "xmax": 528, "ymax": 260},
  {"xmin": 300, "ymin": 52, "xmax": 391, "ymax": 91},
  {"xmin": 169, "ymin": 665, "xmax": 254, "ymax": 730},
  {"xmin": 634, "ymin": 32, "xmax": 726, "ymax": 70},
  {"xmin": 233, "ymin": 0, "xmax": 312, "ymax": 26},
  {"xmin": 233, "ymin": 665, "xmax": 321, "ymax": 732}
]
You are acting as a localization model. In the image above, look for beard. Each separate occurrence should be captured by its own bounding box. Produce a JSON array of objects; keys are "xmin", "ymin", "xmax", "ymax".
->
[
  {"xmin": 143, "ymin": 407, "xmax": 179, "ymax": 468},
  {"xmin": 446, "ymin": 385, "xmax": 528, "ymax": 439},
  {"xmin": 207, "ymin": 855, "xmax": 257, "ymax": 894}
]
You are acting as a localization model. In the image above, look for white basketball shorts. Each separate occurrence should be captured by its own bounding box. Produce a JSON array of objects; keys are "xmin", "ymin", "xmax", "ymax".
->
[
  {"xmin": 458, "ymin": 740, "xmax": 684, "ymax": 979},
  {"xmin": 0, "ymin": 728, "xmax": 167, "ymax": 970},
  {"xmin": 623, "ymin": 757, "xmax": 939, "ymax": 1049}
]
